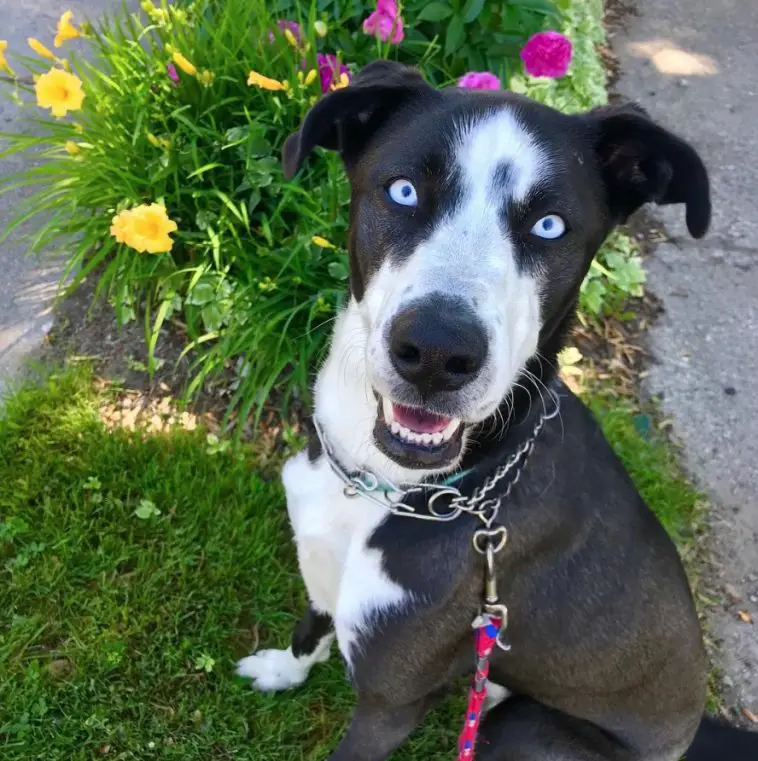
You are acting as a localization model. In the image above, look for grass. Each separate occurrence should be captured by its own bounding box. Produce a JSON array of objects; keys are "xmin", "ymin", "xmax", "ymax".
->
[
  {"xmin": 582, "ymin": 382, "xmax": 704, "ymax": 553},
  {"xmin": 0, "ymin": 367, "xmax": 702, "ymax": 760}
]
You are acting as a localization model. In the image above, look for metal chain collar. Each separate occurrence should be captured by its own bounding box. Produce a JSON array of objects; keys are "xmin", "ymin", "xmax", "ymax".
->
[
  {"xmin": 313, "ymin": 392, "xmax": 560, "ymax": 534},
  {"xmin": 312, "ymin": 391, "xmax": 560, "ymax": 652}
]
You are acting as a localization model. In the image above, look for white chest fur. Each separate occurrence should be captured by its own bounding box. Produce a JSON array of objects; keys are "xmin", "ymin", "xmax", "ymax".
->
[{"xmin": 282, "ymin": 451, "xmax": 412, "ymax": 665}]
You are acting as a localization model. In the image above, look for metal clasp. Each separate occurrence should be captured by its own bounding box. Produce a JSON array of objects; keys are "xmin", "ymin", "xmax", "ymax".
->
[{"xmin": 474, "ymin": 529, "xmax": 511, "ymax": 652}]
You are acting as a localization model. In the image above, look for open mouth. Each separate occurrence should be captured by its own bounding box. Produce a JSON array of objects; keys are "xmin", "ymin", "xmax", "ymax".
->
[{"xmin": 373, "ymin": 396, "xmax": 465, "ymax": 469}]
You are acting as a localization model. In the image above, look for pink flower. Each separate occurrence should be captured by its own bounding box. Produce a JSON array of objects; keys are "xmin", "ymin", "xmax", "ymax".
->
[
  {"xmin": 268, "ymin": 19, "xmax": 303, "ymax": 43},
  {"xmin": 520, "ymin": 31, "xmax": 573, "ymax": 79},
  {"xmin": 458, "ymin": 71, "xmax": 501, "ymax": 90},
  {"xmin": 166, "ymin": 62, "xmax": 179, "ymax": 85},
  {"xmin": 362, "ymin": 0, "xmax": 404, "ymax": 44},
  {"xmin": 317, "ymin": 53, "xmax": 350, "ymax": 94},
  {"xmin": 277, "ymin": 19, "xmax": 302, "ymax": 41}
]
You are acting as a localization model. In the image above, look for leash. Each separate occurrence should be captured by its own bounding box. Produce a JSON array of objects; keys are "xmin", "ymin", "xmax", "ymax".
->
[{"xmin": 312, "ymin": 391, "xmax": 560, "ymax": 760}]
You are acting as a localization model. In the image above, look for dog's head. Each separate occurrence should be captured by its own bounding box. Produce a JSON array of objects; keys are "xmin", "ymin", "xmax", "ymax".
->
[{"xmin": 286, "ymin": 61, "xmax": 710, "ymax": 474}]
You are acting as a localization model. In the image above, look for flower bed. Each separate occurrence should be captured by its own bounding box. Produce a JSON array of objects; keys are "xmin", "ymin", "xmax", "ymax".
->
[{"xmin": 0, "ymin": 0, "xmax": 643, "ymax": 423}]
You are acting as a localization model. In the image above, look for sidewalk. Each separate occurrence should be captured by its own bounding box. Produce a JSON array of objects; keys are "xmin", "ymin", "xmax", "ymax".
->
[
  {"xmin": 613, "ymin": 0, "xmax": 758, "ymax": 718},
  {"xmin": 0, "ymin": 0, "xmax": 137, "ymax": 396}
]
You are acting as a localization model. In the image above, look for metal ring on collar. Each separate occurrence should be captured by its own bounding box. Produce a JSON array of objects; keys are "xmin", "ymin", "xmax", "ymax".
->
[{"xmin": 427, "ymin": 488, "xmax": 465, "ymax": 520}]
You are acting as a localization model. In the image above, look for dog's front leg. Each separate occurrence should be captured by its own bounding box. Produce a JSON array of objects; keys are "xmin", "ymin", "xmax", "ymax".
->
[
  {"xmin": 236, "ymin": 603, "xmax": 334, "ymax": 691},
  {"xmin": 327, "ymin": 695, "xmax": 429, "ymax": 761}
]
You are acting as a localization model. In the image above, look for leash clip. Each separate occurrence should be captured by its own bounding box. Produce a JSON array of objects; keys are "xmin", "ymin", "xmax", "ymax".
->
[{"xmin": 476, "ymin": 533, "xmax": 512, "ymax": 652}]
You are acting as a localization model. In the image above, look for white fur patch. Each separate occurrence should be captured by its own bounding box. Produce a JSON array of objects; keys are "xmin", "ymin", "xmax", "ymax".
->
[
  {"xmin": 283, "ymin": 450, "xmax": 412, "ymax": 668},
  {"xmin": 317, "ymin": 107, "xmax": 545, "ymax": 483},
  {"xmin": 236, "ymin": 637, "xmax": 332, "ymax": 691},
  {"xmin": 483, "ymin": 681, "xmax": 511, "ymax": 712}
]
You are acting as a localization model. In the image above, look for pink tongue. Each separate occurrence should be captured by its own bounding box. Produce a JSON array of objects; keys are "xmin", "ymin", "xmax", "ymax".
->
[{"xmin": 391, "ymin": 403, "xmax": 451, "ymax": 434}]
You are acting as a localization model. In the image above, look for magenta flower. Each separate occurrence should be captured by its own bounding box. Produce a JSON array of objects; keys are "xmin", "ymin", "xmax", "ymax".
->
[
  {"xmin": 278, "ymin": 19, "xmax": 302, "ymax": 41},
  {"xmin": 520, "ymin": 31, "xmax": 573, "ymax": 78},
  {"xmin": 317, "ymin": 53, "xmax": 350, "ymax": 94},
  {"xmin": 166, "ymin": 62, "xmax": 179, "ymax": 85},
  {"xmin": 362, "ymin": 0, "xmax": 404, "ymax": 44},
  {"xmin": 458, "ymin": 71, "xmax": 501, "ymax": 90},
  {"xmin": 268, "ymin": 19, "xmax": 303, "ymax": 43}
]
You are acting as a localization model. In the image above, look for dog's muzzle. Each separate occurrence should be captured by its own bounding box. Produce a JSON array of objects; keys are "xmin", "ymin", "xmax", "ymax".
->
[{"xmin": 372, "ymin": 294, "xmax": 488, "ymax": 469}]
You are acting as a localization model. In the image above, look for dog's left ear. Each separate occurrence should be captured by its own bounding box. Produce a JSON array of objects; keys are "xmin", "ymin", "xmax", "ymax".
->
[
  {"xmin": 587, "ymin": 103, "xmax": 711, "ymax": 238},
  {"xmin": 282, "ymin": 61, "xmax": 435, "ymax": 180}
]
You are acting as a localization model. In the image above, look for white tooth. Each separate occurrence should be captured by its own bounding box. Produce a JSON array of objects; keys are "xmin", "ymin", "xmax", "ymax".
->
[
  {"xmin": 391, "ymin": 421, "xmax": 401, "ymax": 435},
  {"xmin": 441, "ymin": 418, "xmax": 461, "ymax": 441},
  {"xmin": 398, "ymin": 424, "xmax": 413, "ymax": 441},
  {"xmin": 420, "ymin": 433, "xmax": 433, "ymax": 446},
  {"xmin": 406, "ymin": 431, "xmax": 421, "ymax": 444},
  {"xmin": 431, "ymin": 432, "xmax": 443, "ymax": 446},
  {"xmin": 382, "ymin": 397, "xmax": 394, "ymax": 424}
]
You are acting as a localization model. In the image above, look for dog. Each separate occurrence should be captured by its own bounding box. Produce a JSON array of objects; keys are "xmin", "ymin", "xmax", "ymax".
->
[{"xmin": 237, "ymin": 61, "xmax": 758, "ymax": 760}]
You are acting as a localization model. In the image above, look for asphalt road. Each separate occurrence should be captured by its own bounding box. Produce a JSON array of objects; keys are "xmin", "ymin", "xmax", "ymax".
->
[{"xmin": 614, "ymin": 0, "xmax": 758, "ymax": 719}]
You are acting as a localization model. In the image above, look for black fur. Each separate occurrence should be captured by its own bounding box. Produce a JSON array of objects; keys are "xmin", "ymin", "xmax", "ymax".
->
[
  {"xmin": 292, "ymin": 604, "xmax": 332, "ymax": 659},
  {"xmin": 276, "ymin": 62, "xmax": 756, "ymax": 761}
]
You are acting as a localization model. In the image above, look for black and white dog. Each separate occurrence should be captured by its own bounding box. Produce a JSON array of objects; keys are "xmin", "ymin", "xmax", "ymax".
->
[{"xmin": 237, "ymin": 62, "xmax": 758, "ymax": 760}]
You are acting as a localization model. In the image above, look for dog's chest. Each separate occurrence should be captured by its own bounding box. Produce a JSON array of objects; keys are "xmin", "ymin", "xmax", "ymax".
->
[{"xmin": 282, "ymin": 452, "xmax": 411, "ymax": 662}]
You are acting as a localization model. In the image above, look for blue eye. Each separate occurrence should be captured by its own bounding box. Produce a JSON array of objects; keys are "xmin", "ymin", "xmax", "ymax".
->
[
  {"xmin": 387, "ymin": 178, "xmax": 418, "ymax": 207},
  {"xmin": 531, "ymin": 214, "xmax": 566, "ymax": 240}
]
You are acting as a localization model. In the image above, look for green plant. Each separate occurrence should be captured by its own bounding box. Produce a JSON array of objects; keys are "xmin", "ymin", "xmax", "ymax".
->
[
  {"xmin": 2, "ymin": 0, "xmax": 353, "ymax": 423},
  {"xmin": 272, "ymin": 0, "xmax": 561, "ymax": 83},
  {"xmin": 0, "ymin": 0, "xmax": 644, "ymax": 427}
]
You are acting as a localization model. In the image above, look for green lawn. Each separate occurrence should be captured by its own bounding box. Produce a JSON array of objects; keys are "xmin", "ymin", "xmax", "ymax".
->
[{"xmin": 0, "ymin": 368, "xmax": 701, "ymax": 760}]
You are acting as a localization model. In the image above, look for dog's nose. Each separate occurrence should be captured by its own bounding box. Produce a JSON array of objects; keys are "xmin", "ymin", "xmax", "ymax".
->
[{"xmin": 388, "ymin": 296, "xmax": 488, "ymax": 395}]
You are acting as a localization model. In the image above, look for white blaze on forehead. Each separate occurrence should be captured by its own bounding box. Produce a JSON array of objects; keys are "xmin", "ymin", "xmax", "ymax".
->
[{"xmin": 454, "ymin": 107, "xmax": 548, "ymax": 204}]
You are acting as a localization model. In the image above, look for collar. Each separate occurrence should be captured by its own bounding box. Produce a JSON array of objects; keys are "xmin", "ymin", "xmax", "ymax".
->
[
  {"xmin": 312, "ymin": 416, "xmax": 474, "ymax": 496},
  {"xmin": 312, "ymin": 386, "xmax": 560, "ymax": 524}
]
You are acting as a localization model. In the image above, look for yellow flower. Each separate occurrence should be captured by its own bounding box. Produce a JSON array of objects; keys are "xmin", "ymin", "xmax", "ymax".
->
[
  {"xmin": 172, "ymin": 52, "xmax": 196, "ymax": 77},
  {"xmin": 311, "ymin": 235, "xmax": 335, "ymax": 249},
  {"xmin": 303, "ymin": 68, "xmax": 317, "ymax": 87},
  {"xmin": 110, "ymin": 209, "xmax": 134, "ymax": 244},
  {"xmin": 110, "ymin": 203, "xmax": 178, "ymax": 254},
  {"xmin": 330, "ymin": 72, "xmax": 350, "ymax": 91},
  {"xmin": 283, "ymin": 28, "xmax": 298, "ymax": 48},
  {"xmin": 147, "ymin": 132, "xmax": 161, "ymax": 147},
  {"xmin": 247, "ymin": 70, "xmax": 285, "ymax": 91},
  {"xmin": 0, "ymin": 40, "xmax": 15, "ymax": 76},
  {"xmin": 64, "ymin": 140, "xmax": 80, "ymax": 155},
  {"xmin": 28, "ymin": 38, "xmax": 56, "ymax": 61},
  {"xmin": 314, "ymin": 20, "xmax": 328, "ymax": 38},
  {"xmin": 198, "ymin": 69, "xmax": 215, "ymax": 87},
  {"xmin": 54, "ymin": 11, "xmax": 81, "ymax": 47},
  {"xmin": 35, "ymin": 67, "xmax": 85, "ymax": 117}
]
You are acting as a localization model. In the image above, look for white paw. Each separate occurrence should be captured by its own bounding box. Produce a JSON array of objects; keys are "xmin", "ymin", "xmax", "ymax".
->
[{"xmin": 236, "ymin": 647, "xmax": 309, "ymax": 692}]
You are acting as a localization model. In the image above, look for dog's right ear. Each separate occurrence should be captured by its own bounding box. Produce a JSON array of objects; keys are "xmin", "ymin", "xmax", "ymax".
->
[{"xmin": 282, "ymin": 61, "xmax": 435, "ymax": 180}]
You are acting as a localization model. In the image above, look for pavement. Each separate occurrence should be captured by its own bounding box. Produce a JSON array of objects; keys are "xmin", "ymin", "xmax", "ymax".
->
[
  {"xmin": 0, "ymin": 0, "xmax": 137, "ymax": 397},
  {"xmin": 613, "ymin": 0, "xmax": 758, "ymax": 718}
]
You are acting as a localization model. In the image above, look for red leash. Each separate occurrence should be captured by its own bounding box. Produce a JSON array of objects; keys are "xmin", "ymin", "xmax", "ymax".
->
[{"xmin": 456, "ymin": 613, "xmax": 502, "ymax": 760}]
